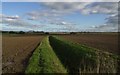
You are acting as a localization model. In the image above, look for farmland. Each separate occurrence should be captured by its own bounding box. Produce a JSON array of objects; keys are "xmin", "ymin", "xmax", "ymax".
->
[
  {"xmin": 60, "ymin": 33, "xmax": 118, "ymax": 55},
  {"xmin": 49, "ymin": 36, "xmax": 119, "ymax": 73},
  {"xmin": 2, "ymin": 33, "xmax": 120, "ymax": 74},
  {"xmin": 2, "ymin": 35, "xmax": 44, "ymax": 73}
]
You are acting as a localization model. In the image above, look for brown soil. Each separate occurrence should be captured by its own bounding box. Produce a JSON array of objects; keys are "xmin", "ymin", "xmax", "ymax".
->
[
  {"xmin": 60, "ymin": 33, "xmax": 118, "ymax": 54},
  {"xmin": 2, "ymin": 35, "xmax": 44, "ymax": 73}
]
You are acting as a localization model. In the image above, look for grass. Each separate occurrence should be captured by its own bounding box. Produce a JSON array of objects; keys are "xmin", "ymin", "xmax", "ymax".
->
[
  {"xmin": 25, "ymin": 35, "xmax": 119, "ymax": 74},
  {"xmin": 25, "ymin": 36, "xmax": 67, "ymax": 74},
  {"xmin": 49, "ymin": 36, "xmax": 119, "ymax": 73}
]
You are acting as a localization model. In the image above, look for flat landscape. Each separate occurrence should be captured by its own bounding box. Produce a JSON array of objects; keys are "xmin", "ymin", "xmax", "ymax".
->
[
  {"xmin": 60, "ymin": 33, "xmax": 118, "ymax": 54},
  {"xmin": 2, "ymin": 33, "xmax": 119, "ymax": 74},
  {"xmin": 2, "ymin": 35, "xmax": 44, "ymax": 73},
  {"xmin": 2, "ymin": 2, "xmax": 119, "ymax": 74}
]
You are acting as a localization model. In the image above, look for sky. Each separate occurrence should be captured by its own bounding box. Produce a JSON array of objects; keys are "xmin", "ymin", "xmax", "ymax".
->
[{"xmin": 1, "ymin": 2, "xmax": 119, "ymax": 32}]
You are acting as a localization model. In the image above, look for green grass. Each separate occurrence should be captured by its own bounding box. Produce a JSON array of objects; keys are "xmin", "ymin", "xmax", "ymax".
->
[
  {"xmin": 25, "ymin": 36, "xmax": 67, "ymax": 74},
  {"xmin": 25, "ymin": 35, "xmax": 119, "ymax": 74},
  {"xmin": 49, "ymin": 36, "xmax": 119, "ymax": 73}
]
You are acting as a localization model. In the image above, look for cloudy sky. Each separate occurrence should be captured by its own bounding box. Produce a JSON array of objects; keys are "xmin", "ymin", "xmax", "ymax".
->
[{"xmin": 1, "ymin": 2, "xmax": 118, "ymax": 32}]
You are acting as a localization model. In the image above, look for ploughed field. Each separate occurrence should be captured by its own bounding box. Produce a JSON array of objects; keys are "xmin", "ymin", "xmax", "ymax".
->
[
  {"xmin": 2, "ymin": 35, "xmax": 44, "ymax": 73},
  {"xmin": 60, "ymin": 33, "xmax": 118, "ymax": 55}
]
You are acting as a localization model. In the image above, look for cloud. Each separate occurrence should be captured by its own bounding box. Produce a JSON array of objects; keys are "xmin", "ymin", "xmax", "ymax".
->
[
  {"xmin": 25, "ymin": 2, "xmax": 118, "ymax": 32},
  {"xmin": 2, "ymin": 2, "xmax": 119, "ymax": 32},
  {"xmin": 88, "ymin": 3, "xmax": 118, "ymax": 32},
  {"xmin": 41, "ymin": 2, "xmax": 92, "ymax": 14},
  {"xmin": 26, "ymin": 2, "xmax": 94, "ymax": 21},
  {"xmin": 1, "ymin": 14, "xmax": 20, "ymax": 23},
  {"xmin": 1, "ymin": 14, "xmax": 20, "ymax": 21},
  {"xmin": 2, "ymin": 0, "xmax": 120, "ymax": 2},
  {"xmin": 0, "ymin": 14, "xmax": 5, "ymax": 18},
  {"xmin": 41, "ymin": 2, "xmax": 118, "ymax": 15},
  {"xmin": 106, "ymin": 14, "xmax": 118, "ymax": 25},
  {"xmin": 26, "ymin": 2, "xmax": 118, "ymax": 20},
  {"xmin": 90, "ymin": 13, "xmax": 118, "ymax": 32},
  {"xmin": 82, "ymin": 2, "xmax": 118, "ymax": 15},
  {"xmin": 5, "ymin": 15, "xmax": 19, "ymax": 19},
  {"xmin": 3, "ymin": 18, "xmax": 31, "ymax": 28},
  {"xmin": 25, "ymin": 8, "xmax": 79, "ymax": 31},
  {"xmin": 1, "ymin": 14, "xmax": 45, "ymax": 31},
  {"xmin": 27, "ymin": 16, "xmax": 37, "ymax": 20},
  {"xmin": 61, "ymin": 21, "xmax": 67, "ymax": 25},
  {"xmin": 25, "ymin": 2, "xmax": 93, "ymax": 31},
  {"xmin": 91, "ymin": 24, "xmax": 118, "ymax": 32}
]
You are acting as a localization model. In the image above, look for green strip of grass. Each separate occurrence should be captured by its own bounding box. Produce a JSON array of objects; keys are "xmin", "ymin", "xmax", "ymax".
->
[
  {"xmin": 49, "ymin": 36, "xmax": 119, "ymax": 73},
  {"xmin": 25, "ymin": 36, "xmax": 67, "ymax": 74}
]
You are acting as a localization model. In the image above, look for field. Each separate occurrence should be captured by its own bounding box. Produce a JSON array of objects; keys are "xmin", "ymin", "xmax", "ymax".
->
[
  {"xmin": 60, "ymin": 33, "xmax": 118, "ymax": 54},
  {"xmin": 2, "ymin": 35, "xmax": 44, "ymax": 73},
  {"xmin": 49, "ymin": 36, "xmax": 118, "ymax": 73},
  {"xmin": 2, "ymin": 33, "xmax": 120, "ymax": 74}
]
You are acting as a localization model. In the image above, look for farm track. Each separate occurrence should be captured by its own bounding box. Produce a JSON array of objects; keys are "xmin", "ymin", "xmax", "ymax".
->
[{"xmin": 2, "ymin": 36, "xmax": 44, "ymax": 73}]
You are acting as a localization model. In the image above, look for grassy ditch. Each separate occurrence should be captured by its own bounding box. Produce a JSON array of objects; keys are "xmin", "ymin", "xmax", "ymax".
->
[
  {"xmin": 49, "ymin": 36, "xmax": 119, "ymax": 74},
  {"xmin": 25, "ymin": 36, "xmax": 67, "ymax": 74}
]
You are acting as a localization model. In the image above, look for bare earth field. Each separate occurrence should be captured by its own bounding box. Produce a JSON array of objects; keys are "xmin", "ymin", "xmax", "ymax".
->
[
  {"xmin": 60, "ymin": 33, "xmax": 118, "ymax": 55},
  {"xmin": 2, "ymin": 35, "xmax": 44, "ymax": 73}
]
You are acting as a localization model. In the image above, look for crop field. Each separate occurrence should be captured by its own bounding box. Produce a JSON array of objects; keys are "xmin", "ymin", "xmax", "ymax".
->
[
  {"xmin": 49, "ymin": 36, "xmax": 119, "ymax": 74},
  {"xmin": 2, "ymin": 35, "xmax": 44, "ymax": 73},
  {"xmin": 60, "ymin": 33, "xmax": 118, "ymax": 55},
  {"xmin": 2, "ymin": 33, "xmax": 120, "ymax": 74}
]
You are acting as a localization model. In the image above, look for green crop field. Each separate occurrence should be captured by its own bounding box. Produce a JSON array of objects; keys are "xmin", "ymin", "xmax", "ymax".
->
[{"xmin": 25, "ymin": 36, "xmax": 119, "ymax": 74}]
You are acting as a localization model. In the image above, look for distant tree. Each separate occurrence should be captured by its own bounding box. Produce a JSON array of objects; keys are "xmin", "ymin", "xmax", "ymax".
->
[
  {"xmin": 2, "ymin": 31, "xmax": 9, "ymax": 33},
  {"xmin": 40, "ymin": 31, "xmax": 44, "ymax": 34},
  {"xmin": 70, "ymin": 32, "xmax": 76, "ymax": 34},
  {"xmin": 45, "ymin": 32, "xmax": 49, "ymax": 35},
  {"xmin": 9, "ymin": 31, "xmax": 17, "ymax": 34},
  {"xmin": 33, "ymin": 31, "xmax": 44, "ymax": 33},
  {"xmin": 18, "ymin": 31, "xmax": 25, "ymax": 34}
]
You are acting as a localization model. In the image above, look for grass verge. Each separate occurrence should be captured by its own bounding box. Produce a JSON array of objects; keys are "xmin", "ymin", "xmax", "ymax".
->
[{"xmin": 25, "ymin": 36, "xmax": 67, "ymax": 74}]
